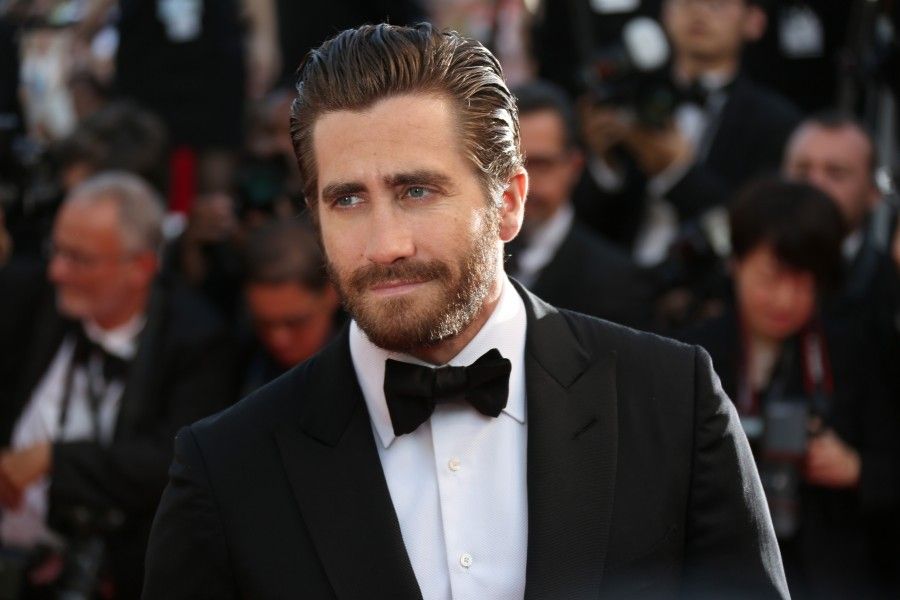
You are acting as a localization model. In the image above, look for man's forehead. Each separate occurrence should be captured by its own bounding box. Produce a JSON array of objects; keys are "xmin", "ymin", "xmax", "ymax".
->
[{"xmin": 311, "ymin": 94, "xmax": 470, "ymax": 191}]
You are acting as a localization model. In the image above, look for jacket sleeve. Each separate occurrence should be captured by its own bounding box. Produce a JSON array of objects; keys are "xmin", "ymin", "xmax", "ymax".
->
[
  {"xmin": 142, "ymin": 425, "xmax": 237, "ymax": 599},
  {"xmin": 47, "ymin": 331, "xmax": 235, "ymax": 516},
  {"xmin": 680, "ymin": 346, "xmax": 790, "ymax": 599}
]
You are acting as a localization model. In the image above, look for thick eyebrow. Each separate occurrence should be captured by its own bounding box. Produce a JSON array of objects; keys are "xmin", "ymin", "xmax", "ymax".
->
[
  {"xmin": 320, "ymin": 181, "xmax": 366, "ymax": 202},
  {"xmin": 385, "ymin": 170, "xmax": 454, "ymax": 190}
]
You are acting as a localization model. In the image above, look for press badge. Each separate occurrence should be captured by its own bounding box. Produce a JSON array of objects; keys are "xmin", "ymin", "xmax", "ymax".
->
[
  {"xmin": 778, "ymin": 5, "xmax": 824, "ymax": 59},
  {"xmin": 591, "ymin": 0, "xmax": 640, "ymax": 14}
]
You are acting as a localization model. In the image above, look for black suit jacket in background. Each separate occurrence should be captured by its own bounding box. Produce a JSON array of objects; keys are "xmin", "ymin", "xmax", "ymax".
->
[
  {"xmin": 0, "ymin": 263, "xmax": 236, "ymax": 597},
  {"xmin": 525, "ymin": 219, "xmax": 655, "ymax": 329},
  {"xmin": 574, "ymin": 75, "xmax": 802, "ymax": 253},
  {"xmin": 144, "ymin": 283, "xmax": 788, "ymax": 599}
]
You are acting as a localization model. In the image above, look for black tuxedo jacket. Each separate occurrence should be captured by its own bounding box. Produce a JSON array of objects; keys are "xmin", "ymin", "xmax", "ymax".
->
[
  {"xmin": 143, "ymin": 285, "xmax": 788, "ymax": 599},
  {"xmin": 0, "ymin": 264, "xmax": 236, "ymax": 596}
]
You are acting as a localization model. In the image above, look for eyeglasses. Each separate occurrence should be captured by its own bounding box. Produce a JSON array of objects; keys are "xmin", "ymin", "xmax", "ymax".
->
[{"xmin": 46, "ymin": 242, "xmax": 137, "ymax": 269}]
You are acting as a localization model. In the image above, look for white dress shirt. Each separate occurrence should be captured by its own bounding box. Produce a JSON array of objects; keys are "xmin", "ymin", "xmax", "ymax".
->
[
  {"xmin": 349, "ymin": 275, "xmax": 528, "ymax": 600},
  {"xmin": 0, "ymin": 315, "xmax": 145, "ymax": 549}
]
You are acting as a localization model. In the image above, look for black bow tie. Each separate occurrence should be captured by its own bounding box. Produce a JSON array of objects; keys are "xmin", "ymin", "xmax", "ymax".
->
[
  {"xmin": 383, "ymin": 349, "xmax": 512, "ymax": 436},
  {"xmin": 72, "ymin": 327, "xmax": 131, "ymax": 384}
]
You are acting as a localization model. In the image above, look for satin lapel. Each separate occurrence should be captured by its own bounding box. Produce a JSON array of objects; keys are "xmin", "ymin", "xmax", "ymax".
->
[
  {"xmin": 274, "ymin": 329, "xmax": 422, "ymax": 600},
  {"xmin": 115, "ymin": 284, "xmax": 166, "ymax": 436},
  {"xmin": 515, "ymin": 283, "xmax": 619, "ymax": 599}
]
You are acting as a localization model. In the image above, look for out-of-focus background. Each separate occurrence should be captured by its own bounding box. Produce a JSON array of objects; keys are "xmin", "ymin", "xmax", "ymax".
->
[{"xmin": 0, "ymin": 0, "xmax": 898, "ymax": 598}]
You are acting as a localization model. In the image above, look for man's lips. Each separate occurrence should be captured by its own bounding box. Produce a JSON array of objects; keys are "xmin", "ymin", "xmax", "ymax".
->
[{"xmin": 368, "ymin": 279, "xmax": 430, "ymax": 297}]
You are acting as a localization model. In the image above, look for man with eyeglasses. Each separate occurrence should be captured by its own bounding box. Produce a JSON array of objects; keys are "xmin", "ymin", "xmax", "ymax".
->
[
  {"xmin": 0, "ymin": 172, "xmax": 234, "ymax": 597},
  {"xmin": 507, "ymin": 80, "xmax": 654, "ymax": 328}
]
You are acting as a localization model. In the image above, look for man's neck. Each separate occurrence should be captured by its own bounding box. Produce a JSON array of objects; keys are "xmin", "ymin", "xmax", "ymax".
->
[
  {"xmin": 93, "ymin": 293, "xmax": 149, "ymax": 331},
  {"xmin": 674, "ymin": 55, "xmax": 739, "ymax": 85},
  {"xmin": 408, "ymin": 273, "xmax": 505, "ymax": 366}
]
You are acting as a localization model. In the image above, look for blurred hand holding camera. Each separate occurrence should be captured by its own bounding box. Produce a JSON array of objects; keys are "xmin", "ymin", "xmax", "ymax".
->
[{"xmin": 805, "ymin": 429, "xmax": 861, "ymax": 488}]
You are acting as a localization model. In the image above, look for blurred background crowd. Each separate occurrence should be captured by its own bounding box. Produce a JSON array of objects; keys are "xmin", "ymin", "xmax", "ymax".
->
[{"xmin": 0, "ymin": 0, "xmax": 898, "ymax": 598}]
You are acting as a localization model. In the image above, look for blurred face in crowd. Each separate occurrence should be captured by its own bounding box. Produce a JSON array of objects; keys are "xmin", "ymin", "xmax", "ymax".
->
[
  {"xmin": 519, "ymin": 109, "xmax": 583, "ymax": 230},
  {"xmin": 733, "ymin": 244, "xmax": 816, "ymax": 343},
  {"xmin": 312, "ymin": 93, "xmax": 525, "ymax": 354},
  {"xmin": 49, "ymin": 197, "xmax": 158, "ymax": 329},
  {"xmin": 245, "ymin": 281, "xmax": 339, "ymax": 368},
  {"xmin": 663, "ymin": 0, "xmax": 764, "ymax": 67},
  {"xmin": 784, "ymin": 124, "xmax": 880, "ymax": 232}
]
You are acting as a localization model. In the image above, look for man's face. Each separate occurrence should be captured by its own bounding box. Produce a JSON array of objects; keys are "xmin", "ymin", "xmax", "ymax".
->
[
  {"xmin": 784, "ymin": 124, "xmax": 880, "ymax": 231},
  {"xmin": 520, "ymin": 109, "xmax": 583, "ymax": 230},
  {"xmin": 663, "ymin": 0, "xmax": 755, "ymax": 65},
  {"xmin": 312, "ymin": 93, "xmax": 523, "ymax": 353},
  {"xmin": 245, "ymin": 282, "xmax": 339, "ymax": 367},
  {"xmin": 734, "ymin": 244, "xmax": 816, "ymax": 342},
  {"xmin": 48, "ymin": 199, "xmax": 153, "ymax": 326}
]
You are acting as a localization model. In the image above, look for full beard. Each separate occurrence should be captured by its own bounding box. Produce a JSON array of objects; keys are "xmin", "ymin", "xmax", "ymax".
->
[{"xmin": 327, "ymin": 210, "xmax": 500, "ymax": 354}]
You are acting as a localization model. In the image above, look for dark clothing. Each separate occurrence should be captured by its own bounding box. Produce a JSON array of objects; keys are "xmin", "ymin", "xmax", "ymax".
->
[
  {"xmin": 677, "ymin": 308, "xmax": 900, "ymax": 598},
  {"xmin": 742, "ymin": 1, "xmax": 852, "ymax": 112},
  {"xmin": 574, "ymin": 75, "xmax": 802, "ymax": 252},
  {"xmin": 275, "ymin": 1, "xmax": 426, "ymax": 86},
  {"xmin": 115, "ymin": 0, "xmax": 245, "ymax": 148},
  {"xmin": 144, "ymin": 284, "xmax": 788, "ymax": 599},
  {"xmin": 0, "ymin": 265, "xmax": 236, "ymax": 597},
  {"xmin": 514, "ymin": 219, "xmax": 655, "ymax": 328},
  {"xmin": 531, "ymin": 0, "xmax": 663, "ymax": 98}
]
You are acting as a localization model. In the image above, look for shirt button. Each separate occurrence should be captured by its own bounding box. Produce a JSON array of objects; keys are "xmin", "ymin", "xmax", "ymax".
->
[
  {"xmin": 459, "ymin": 553, "xmax": 473, "ymax": 569},
  {"xmin": 448, "ymin": 457, "xmax": 461, "ymax": 472}
]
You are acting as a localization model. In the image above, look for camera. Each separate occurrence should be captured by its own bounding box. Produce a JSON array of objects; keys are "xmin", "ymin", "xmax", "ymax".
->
[{"xmin": 581, "ymin": 17, "xmax": 682, "ymax": 129}]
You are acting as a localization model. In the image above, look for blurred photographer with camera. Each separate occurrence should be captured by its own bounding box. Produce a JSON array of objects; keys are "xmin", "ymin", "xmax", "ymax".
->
[
  {"xmin": 678, "ymin": 178, "xmax": 899, "ymax": 598},
  {"xmin": 0, "ymin": 172, "xmax": 234, "ymax": 597},
  {"xmin": 574, "ymin": 0, "xmax": 800, "ymax": 266}
]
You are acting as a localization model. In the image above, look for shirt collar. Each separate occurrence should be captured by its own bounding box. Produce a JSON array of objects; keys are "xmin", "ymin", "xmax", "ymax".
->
[
  {"xmin": 83, "ymin": 313, "xmax": 147, "ymax": 360},
  {"xmin": 350, "ymin": 275, "xmax": 528, "ymax": 449}
]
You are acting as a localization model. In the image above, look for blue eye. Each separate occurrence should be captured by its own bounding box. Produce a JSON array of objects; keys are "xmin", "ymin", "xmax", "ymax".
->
[
  {"xmin": 405, "ymin": 186, "xmax": 430, "ymax": 199},
  {"xmin": 334, "ymin": 195, "xmax": 363, "ymax": 208}
]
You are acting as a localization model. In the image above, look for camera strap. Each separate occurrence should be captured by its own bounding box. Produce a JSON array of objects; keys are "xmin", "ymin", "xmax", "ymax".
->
[{"xmin": 737, "ymin": 320, "xmax": 834, "ymax": 419}]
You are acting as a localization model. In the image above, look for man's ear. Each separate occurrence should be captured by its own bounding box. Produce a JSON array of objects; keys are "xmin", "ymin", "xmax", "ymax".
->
[
  {"xmin": 498, "ymin": 169, "xmax": 528, "ymax": 243},
  {"xmin": 742, "ymin": 5, "xmax": 767, "ymax": 42}
]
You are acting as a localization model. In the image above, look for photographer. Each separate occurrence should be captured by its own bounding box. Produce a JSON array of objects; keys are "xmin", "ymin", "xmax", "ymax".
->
[
  {"xmin": 678, "ymin": 178, "xmax": 899, "ymax": 598},
  {"xmin": 574, "ymin": 0, "xmax": 800, "ymax": 264},
  {"xmin": 0, "ymin": 173, "xmax": 235, "ymax": 597}
]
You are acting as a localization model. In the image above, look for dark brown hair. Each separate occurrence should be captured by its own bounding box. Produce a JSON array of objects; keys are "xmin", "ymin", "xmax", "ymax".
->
[
  {"xmin": 730, "ymin": 177, "xmax": 846, "ymax": 291},
  {"xmin": 289, "ymin": 22, "xmax": 523, "ymax": 207}
]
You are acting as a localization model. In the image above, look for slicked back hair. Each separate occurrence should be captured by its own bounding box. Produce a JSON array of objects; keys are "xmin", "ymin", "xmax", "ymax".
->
[{"xmin": 289, "ymin": 22, "xmax": 523, "ymax": 209}]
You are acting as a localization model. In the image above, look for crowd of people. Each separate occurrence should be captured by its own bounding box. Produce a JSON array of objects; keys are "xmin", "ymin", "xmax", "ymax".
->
[{"xmin": 0, "ymin": 0, "xmax": 898, "ymax": 597}]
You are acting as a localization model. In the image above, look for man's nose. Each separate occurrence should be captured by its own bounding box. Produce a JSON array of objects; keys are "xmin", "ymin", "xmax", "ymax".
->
[{"xmin": 364, "ymin": 202, "xmax": 415, "ymax": 264}]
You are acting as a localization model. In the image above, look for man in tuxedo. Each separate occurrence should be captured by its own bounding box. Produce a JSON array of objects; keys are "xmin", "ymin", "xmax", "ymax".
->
[
  {"xmin": 144, "ymin": 23, "xmax": 788, "ymax": 599},
  {"xmin": 0, "ymin": 172, "xmax": 234, "ymax": 596},
  {"xmin": 575, "ymin": 0, "xmax": 800, "ymax": 263},
  {"xmin": 508, "ymin": 80, "xmax": 654, "ymax": 328}
]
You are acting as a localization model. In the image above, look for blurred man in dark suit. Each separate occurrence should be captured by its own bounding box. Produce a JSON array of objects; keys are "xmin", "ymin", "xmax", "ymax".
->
[
  {"xmin": 508, "ymin": 80, "xmax": 654, "ymax": 328},
  {"xmin": 0, "ymin": 172, "xmax": 233, "ymax": 597},
  {"xmin": 239, "ymin": 218, "xmax": 342, "ymax": 395},
  {"xmin": 575, "ymin": 0, "xmax": 800, "ymax": 264}
]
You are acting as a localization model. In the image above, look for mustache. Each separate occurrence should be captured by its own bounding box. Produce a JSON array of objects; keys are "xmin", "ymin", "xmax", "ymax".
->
[{"xmin": 345, "ymin": 260, "xmax": 451, "ymax": 292}]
